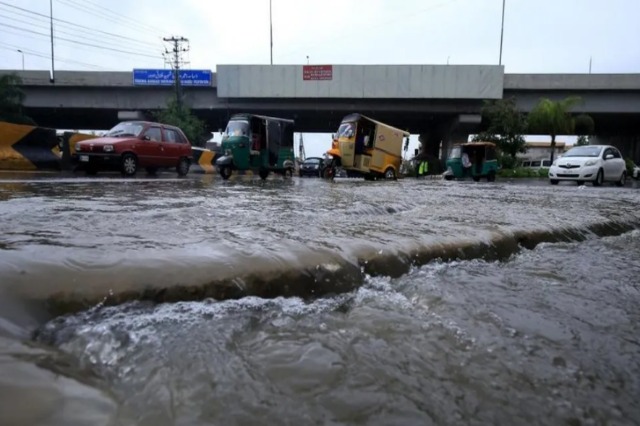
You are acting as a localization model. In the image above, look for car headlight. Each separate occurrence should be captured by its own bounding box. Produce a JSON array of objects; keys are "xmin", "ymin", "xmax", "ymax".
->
[
  {"xmin": 103, "ymin": 145, "xmax": 114, "ymax": 153},
  {"xmin": 584, "ymin": 160, "xmax": 597, "ymax": 166},
  {"xmin": 75, "ymin": 143, "xmax": 82, "ymax": 152},
  {"xmin": 314, "ymin": 165, "xmax": 319, "ymax": 169}
]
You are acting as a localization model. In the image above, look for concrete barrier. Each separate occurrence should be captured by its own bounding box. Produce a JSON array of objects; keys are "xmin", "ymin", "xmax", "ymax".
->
[
  {"xmin": 0, "ymin": 122, "xmax": 59, "ymax": 170},
  {"xmin": 0, "ymin": 121, "xmax": 98, "ymax": 171},
  {"xmin": 191, "ymin": 147, "xmax": 218, "ymax": 174}
]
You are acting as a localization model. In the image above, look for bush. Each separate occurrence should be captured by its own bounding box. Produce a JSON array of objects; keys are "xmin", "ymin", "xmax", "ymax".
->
[
  {"xmin": 625, "ymin": 158, "xmax": 636, "ymax": 176},
  {"xmin": 497, "ymin": 167, "xmax": 549, "ymax": 178}
]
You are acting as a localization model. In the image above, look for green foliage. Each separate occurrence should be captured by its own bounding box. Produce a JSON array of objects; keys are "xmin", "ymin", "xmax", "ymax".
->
[
  {"xmin": 154, "ymin": 98, "xmax": 205, "ymax": 147},
  {"xmin": 0, "ymin": 74, "xmax": 35, "ymax": 125},
  {"xmin": 472, "ymin": 98, "xmax": 527, "ymax": 161},
  {"xmin": 573, "ymin": 114, "xmax": 595, "ymax": 136},
  {"xmin": 498, "ymin": 167, "xmax": 549, "ymax": 178},
  {"xmin": 496, "ymin": 152, "xmax": 519, "ymax": 169},
  {"xmin": 625, "ymin": 158, "xmax": 636, "ymax": 177},
  {"xmin": 576, "ymin": 135, "xmax": 590, "ymax": 146},
  {"xmin": 527, "ymin": 96, "xmax": 591, "ymax": 163}
]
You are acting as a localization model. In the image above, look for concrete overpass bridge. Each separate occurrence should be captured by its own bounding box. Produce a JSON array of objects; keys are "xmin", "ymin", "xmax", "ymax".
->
[{"xmin": 3, "ymin": 65, "xmax": 640, "ymax": 160}]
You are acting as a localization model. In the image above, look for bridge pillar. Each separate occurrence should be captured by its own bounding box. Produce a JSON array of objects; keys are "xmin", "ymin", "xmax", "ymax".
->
[{"xmin": 417, "ymin": 114, "xmax": 481, "ymax": 173}]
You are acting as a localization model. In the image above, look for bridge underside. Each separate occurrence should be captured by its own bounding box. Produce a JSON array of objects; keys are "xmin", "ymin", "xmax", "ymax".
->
[{"xmin": 24, "ymin": 105, "xmax": 640, "ymax": 138}]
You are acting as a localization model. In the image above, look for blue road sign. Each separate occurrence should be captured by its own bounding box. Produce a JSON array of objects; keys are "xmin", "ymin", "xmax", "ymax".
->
[{"xmin": 132, "ymin": 69, "xmax": 212, "ymax": 86}]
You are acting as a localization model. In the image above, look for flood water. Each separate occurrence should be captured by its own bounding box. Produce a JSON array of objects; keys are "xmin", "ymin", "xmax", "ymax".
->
[{"xmin": 1, "ymin": 175, "xmax": 640, "ymax": 425}]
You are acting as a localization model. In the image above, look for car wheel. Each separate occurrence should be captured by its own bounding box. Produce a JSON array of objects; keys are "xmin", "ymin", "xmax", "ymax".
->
[
  {"xmin": 219, "ymin": 166, "xmax": 232, "ymax": 180},
  {"xmin": 615, "ymin": 171, "xmax": 626, "ymax": 187},
  {"xmin": 593, "ymin": 169, "xmax": 603, "ymax": 187},
  {"xmin": 487, "ymin": 171, "xmax": 496, "ymax": 182},
  {"xmin": 121, "ymin": 153, "xmax": 138, "ymax": 176},
  {"xmin": 550, "ymin": 179, "xmax": 559, "ymax": 185},
  {"xmin": 384, "ymin": 167, "xmax": 396, "ymax": 180},
  {"xmin": 145, "ymin": 167, "xmax": 158, "ymax": 175},
  {"xmin": 176, "ymin": 158, "xmax": 190, "ymax": 176},
  {"xmin": 259, "ymin": 169, "xmax": 269, "ymax": 180}
]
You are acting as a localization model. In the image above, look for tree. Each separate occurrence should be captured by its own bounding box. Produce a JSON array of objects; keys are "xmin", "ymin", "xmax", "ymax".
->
[
  {"xmin": 576, "ymin": 135, "xmax": 590, "ymax": 146},
  {"xmin": 154, "ymin": 98, "xmax": 206, "ymax": 146},
  {"xmin": 0, "ymin": 74, "xmax": 35, "ymax": 125},
  {"xmin": 527, "ymin": 96, "xmax": 589, "ymax": 163},
  {"xmin": 472, "ymin": 97, "xmax": 527, "ymax": 162}
]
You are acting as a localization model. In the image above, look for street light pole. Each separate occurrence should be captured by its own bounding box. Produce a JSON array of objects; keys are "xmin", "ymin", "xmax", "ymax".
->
[
  {"xmin": 50, "ymin": 0, "xmax": 55, "ymax": 82},
  {"xmin": 269, "ymin": 0, "xmax": 273, "ymax": 65},
  {"xmin": 499, "ymin": 0, "xmax": 506, "ymax": 66},
  {"xmin": 17, "ymin": 49, "xmax": 24, "ymax": 70}
]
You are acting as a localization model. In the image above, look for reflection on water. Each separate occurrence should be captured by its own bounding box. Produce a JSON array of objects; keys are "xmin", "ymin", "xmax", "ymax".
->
[{"xmin": 0, "ymin": 175, "xmax": 640, "ymax": 425}]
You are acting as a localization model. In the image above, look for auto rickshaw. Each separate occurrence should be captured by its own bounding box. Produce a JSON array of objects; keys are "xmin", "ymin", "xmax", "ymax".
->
[
  {"xmin": 443, "ymin": 142, "xmax": 499, "ymax": 182},
  {"xmin": 215, "ymin": 113, "xmax": 296, "ymax": 180},
  {"xmin": 325, "ymin": 114, "xmax": 409, "ymax": 180}
]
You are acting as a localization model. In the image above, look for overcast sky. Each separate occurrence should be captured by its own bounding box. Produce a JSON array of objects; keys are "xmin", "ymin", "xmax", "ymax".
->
[{"xmin": 1, "ymin": 0, "xmax": 638, "ymax": 156}]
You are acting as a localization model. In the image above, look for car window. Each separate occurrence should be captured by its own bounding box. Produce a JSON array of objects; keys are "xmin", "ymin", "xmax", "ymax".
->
[
  {"xmin": 164, "ymin": 128, "xmax": 182, "ymax": 144},
  {"xmin": 603, "ymin": 148, "xmax": 613, "ymax": 158},
  {"xmin": 531, "ymin": 160, "xmax": 541, "ymax": 167},
  {"xmin": 542, "ymin": 160, "xmax": 552, "ymax": 167},
  {"xmin": 143, "ymin": 127, "xmax": 162, "ymax": 142},
  {"xmin": 522, "ymin": 161, "xmax": 531, "ymax": 167},
  {"xmin": 612, "ymin": 148, "xmax": 622, "ymax": 159},
  {"xmin": 304, "ymin": 158, "xmax": 321, "ymax": 165}
]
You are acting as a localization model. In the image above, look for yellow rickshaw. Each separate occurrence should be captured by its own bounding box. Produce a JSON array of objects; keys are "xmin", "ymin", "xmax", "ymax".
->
[{"xmin": 325, "ymin": 114, "xmax": 409, "ymax": 180}]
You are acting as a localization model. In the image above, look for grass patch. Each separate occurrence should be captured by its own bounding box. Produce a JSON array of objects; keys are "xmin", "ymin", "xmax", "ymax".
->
[{"xmin": 498, "ymin": 167, "xmax": 549, "ymax": 178}]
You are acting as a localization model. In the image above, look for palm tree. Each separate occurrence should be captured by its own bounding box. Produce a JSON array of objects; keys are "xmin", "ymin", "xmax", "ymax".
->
[{"xmin": 527, "ymin": 96, "xmax": 583, "ymax": 163}]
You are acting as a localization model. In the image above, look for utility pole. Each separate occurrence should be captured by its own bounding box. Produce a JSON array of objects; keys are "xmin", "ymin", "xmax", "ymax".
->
[
  {"xmin": 298, "ymin": 133, "xmax": 306, "ymax": 161},
  {"xmin": 589, "ymin": 56, "xmax": 592, "ymax": 74},
  {"xmin": 499, "ymin": 0, "xmax": 506, "ymax": 66},
  {"xmin": 269, "ymin": 0, "xmax": 273, "ymax": 64},
  {"xmin": 50, "ymin": 0, "xmax": 55, "ymax": 82},
  {"xmin": 163, "ymin": 36, "xmax": 189, "ymax": 110}
]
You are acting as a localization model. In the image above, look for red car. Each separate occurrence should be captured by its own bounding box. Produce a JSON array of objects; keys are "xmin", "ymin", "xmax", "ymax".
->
[{"xmin": 73, "ymin": 121, "xmax": 192, "ymax": 176}]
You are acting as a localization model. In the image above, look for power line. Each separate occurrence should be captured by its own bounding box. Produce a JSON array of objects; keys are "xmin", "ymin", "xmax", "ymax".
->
[
  {"xmin": 56, "ymin": 0, "xmax": 165, "ymax": 37},
  {"xmin": 0, "ymin": 2, "xmax": 162, "ymax": 49},
  {"xmin": 0, "ymin": 27, "xmax": 163, "ymax": 65},
  {"xmin": 0, "ymin": 15, "xmax": 158, "ymax": 56},
  {"xmin": 68, "ymin": 0, "xmax": 167, "ymax": 34},
  {"xmin": 0, "ymin": 22, "xmax": 162, "ymax": 59},
  {"xmin": 0, "ymin": 42, "xmax": 110, "ymax": 70}
]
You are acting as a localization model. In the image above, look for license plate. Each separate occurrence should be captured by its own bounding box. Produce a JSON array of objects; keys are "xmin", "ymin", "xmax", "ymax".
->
[{"xmin": 79, "ymin": 155, "xmax": 89, "ymax": 162}]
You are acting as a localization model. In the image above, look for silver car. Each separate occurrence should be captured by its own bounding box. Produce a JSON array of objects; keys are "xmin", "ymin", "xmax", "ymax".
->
[{"xmin": 548, "ymin": 145, "xmax": 627, "ymax": 186}]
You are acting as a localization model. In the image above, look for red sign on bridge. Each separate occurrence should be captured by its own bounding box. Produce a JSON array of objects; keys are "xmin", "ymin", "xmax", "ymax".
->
[{"xmin": 303, "ymin": 65, "xmax": 333, "ymax": 81}]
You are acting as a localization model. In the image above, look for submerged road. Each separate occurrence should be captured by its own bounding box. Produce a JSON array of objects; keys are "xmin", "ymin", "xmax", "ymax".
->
[{"xmin": 0, "ymin": 174, "xmax": 639, "ymax": 425}]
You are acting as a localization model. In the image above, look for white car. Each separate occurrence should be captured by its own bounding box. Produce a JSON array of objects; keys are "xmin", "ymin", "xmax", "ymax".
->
[
  {"xmin": 548, "ymin": 145, "xmax": 627, "ymax": 186},
  {"xmin": 633, "ymin": 163, "xmax": 640, "ymax": 180}
]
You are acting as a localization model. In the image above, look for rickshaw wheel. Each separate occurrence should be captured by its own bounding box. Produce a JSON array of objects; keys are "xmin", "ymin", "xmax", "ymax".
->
[
  {"xmin": 487, "ymin": 171, "xmax": 496, "ymax": 182},
  {"xmin": 384, "ymin": 167, "xmax": 396, "ymax": 180},
  {"xmin": 219, "ymin": 166, "xmax": 232, "ymax": 180},
  {"xmin": 322, "ymin": 167, "xmax": 333, "ymax": 180},
  {"xmin": 472, "ymin": 176, "xmax": 480, "ymax": 182},
  {"xmin": 259, "ymin": 169, "xmax": 270, "ymax": 180}
]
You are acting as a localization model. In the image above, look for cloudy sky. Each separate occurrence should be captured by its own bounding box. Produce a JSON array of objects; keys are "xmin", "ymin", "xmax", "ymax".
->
[{"xmin": 1, "ymin": 0, "xmax": 638, "ymax": 155}]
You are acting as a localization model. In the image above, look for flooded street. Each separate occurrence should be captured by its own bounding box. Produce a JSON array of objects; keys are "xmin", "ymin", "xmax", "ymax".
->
[{"xmin": 1, "ymin": 175, "xmax": 640, "ymax": 425}]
